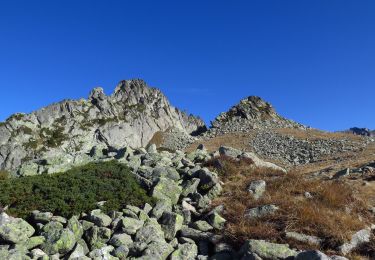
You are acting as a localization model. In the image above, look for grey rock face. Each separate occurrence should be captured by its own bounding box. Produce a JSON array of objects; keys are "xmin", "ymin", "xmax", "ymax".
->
[
  {"xmin": 0, "ymin": 79, "xmax": 206, "ymax": 174},
  {"xmin": 208, "ymin": 96, "xmax": 307, "ymax": 136}
]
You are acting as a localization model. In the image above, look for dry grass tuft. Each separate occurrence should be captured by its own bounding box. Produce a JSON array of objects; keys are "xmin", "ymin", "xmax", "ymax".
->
[
  {"xmin": 148, "ymin": 131, "xmax": 164, "ymax": 147},
  {"xmin": 205, "ymin": 156, "xmax": 373, "ymax": 251}
]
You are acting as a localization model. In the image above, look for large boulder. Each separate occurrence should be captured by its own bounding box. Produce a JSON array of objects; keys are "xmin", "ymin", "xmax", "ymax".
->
[
  {"xmin": 87, "ymin": 209, "xmax": 112, "ymax": 227},
  {"xmin": 160, "ymin": 212, "xmax": 183, "ymax": 240},
  {"xmin": 0, "ymin": 212, "xmax": 35, "ymax": 244},
  {"xmin": 41, "ymin": 226, "xmax": 76, "ymax": 255},
  {"xmin": 152, "ymin": 177, "xmax": 182, "ymax": 205}
]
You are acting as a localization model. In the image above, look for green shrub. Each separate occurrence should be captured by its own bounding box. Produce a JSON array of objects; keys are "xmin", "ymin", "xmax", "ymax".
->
[
  {"xmin": 40, "ymin": 126, "xmax": 68, "ymax": 148},
  {"xmin": 0, "ymin": 161, "xmax": 154, "ymax": 218}
]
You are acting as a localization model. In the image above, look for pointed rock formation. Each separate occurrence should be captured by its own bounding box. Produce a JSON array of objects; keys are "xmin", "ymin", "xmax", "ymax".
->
[{"xmin": 0, "ymin": 79, "xmax": 206, "ymax": 174}]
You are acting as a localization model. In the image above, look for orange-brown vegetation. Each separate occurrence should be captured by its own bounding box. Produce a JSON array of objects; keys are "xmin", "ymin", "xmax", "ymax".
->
[{"xmin": 205, "ymin": 156, "xmax": 373, "ymax": 252}]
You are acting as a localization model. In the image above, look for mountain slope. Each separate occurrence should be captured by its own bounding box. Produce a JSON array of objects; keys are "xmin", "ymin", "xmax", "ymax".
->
[{"xmin": 0, "ymin": 79, "xmax": 206, "ymax": 174}]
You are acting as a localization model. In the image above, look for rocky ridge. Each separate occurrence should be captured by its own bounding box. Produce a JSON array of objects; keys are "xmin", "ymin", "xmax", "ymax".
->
[
  {"xmin": 342, "ymin": 127, "xmax": 375, "ymax": 137},
  {"xmin": 0, "ymin": 79, "xmax": 206, "ymax": 175},
  {"xmin": 0, "ymin": 144, "xmax": 355, "ymax": 260},
  {"xmin": 206, "ymin": 96, "xmax": 307, "ymax": 137}
]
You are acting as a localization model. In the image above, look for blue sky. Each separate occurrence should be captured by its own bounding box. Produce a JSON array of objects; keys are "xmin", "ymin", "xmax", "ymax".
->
[{"xmin": 0, "ymin": 1, "xmax": 374, "ymax": 131}]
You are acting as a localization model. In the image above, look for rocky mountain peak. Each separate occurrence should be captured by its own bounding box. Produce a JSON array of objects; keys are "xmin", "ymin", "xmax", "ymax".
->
[
  {"xmin": 0, "ymin": 79, "xmax": 206, "ymax": 175},
  {"xmin": 209, "ymin": 96, "xmax": 306, "ymax": 135}
]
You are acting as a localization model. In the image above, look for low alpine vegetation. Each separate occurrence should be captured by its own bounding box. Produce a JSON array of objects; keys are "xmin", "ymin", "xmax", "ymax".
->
[
  {"xmin": 205, "ymin": 155, "xmax": 373, "ymax": 252},
  {"xmin": 0, "ymin": 161, "xmax": 154, "ymax": 218}
]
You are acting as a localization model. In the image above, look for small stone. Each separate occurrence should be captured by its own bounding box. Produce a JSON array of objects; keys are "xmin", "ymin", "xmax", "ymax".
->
[
  {"xmin": 244, "ymin": 204, "xmax": 279, "ymax": 219},
  {"xmin": 208, "ymin": 212, "xmax": 226, "ymax": 230},
  {"xmin": 191, "ymin": 221, "xmax": 213, "ymax": 232},
  {"xmin": 248, "ymin": 180, "xmax": 266, "ymax": 199},
  {"xmin": 286, "ymin": 231, "xmax": 322, "ymax": 246}
]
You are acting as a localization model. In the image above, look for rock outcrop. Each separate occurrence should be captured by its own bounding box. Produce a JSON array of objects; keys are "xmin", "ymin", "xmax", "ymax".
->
[
  {"xmin": 342, "ymin": 127, "xmax": 375, "ymax": 137},
  {"xmin": 207, "ymin": 96, "xmax": 307, "ymax": 136},
  {"xmin": 0, "ymin": 79, "xmax": 206, "ymax": 175}
]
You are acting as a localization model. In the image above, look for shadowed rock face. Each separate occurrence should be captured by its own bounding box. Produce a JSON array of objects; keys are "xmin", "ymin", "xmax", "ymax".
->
[
  {"xmin": 0, "ymin": 79, "xmax": 206, "ymax": 173},
  {"xmin": 343, "ymin": 127, "xmax": 375, "ymax": 137},
  {"xmin": 209, "ymin": 96, "xmax": 307, "ymax": 135}
]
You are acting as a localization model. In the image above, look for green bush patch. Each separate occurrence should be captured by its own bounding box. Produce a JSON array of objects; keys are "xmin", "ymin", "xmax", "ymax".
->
[{"xmin": 0, "ymin": 161, "xmax": 154, "ymax": 218}]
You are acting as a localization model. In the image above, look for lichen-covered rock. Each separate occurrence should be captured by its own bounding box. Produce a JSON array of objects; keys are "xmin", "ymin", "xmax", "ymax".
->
[
  {"xmin": 25, "ymin": 236, "xmax": 46, "ymax": 250},
  {"xmin": 108, "ymin": 233, "xmax": 133, "ymax": 247},
  {"xmin": 244, "ymin": 204, "xmax": 279, "ymax": 219},
  {"xmin": 31, "ymin": 211, "xmax": 53, "ymax": 224},
  {"xmin": 41, "ymin": 227, "xmax": 76, "ymax": 255},
  {"xmin": 121, "ymin": 217, "xmax": 144, "ymax": 235},
  {"xmin": 191, "ymin": 221, "xmax": 213, "ymax": 232},
  {"xmin": 0, "ymin": 212, "xmax": 35, "ymax": 244},
  {"xmin": 88, "ymin": 245, "xmax": 118, "ymax": 260},
  {"xmin": 67, "ymin": 216, "xmax": 84, "ymax": 240},
  {"xmin": 135, "ymin": 219, "xmax": 165, "ymax": 244},
  {"xmin": 88, "ymin": 209, "xmax": 112, "ymax": 227},
  {"xmin": 160, "ymin": 212, "xmax": 183, "ymax": 240},
  {"xmin": 181, "ymin": 178, "xmax": 200, "ymax": 197},
  {"xmin": 152, "ymin": 177, "xmax": 182, "ymax": 205},
  {"xmin": 67, "ymin": 243, "xmax": 87, "ymax": 259},
  {"xmin": 151, "ymin": 200, "xmax": 173, "ymax": 220},
  {"xmin": 113, "ymin": 245, "xmax": 129, "ymax": 259},
  {"xmin": 239, "ymin": 239, "xmax": 297, "ymax": 260},
  {"xmin": 170, "ymin": 243, "xmax": 198, "ymax": 260},
  {"xmin": 207, "ymin": 212, "xmax": 226, "ymax": 230},
  {"xmin": 84, "ymin": 226, "xmax": 111, "ymax": 250},
  {"xmin": 141, "ymin": 240, "xmax": 174, "ymax": 260}
]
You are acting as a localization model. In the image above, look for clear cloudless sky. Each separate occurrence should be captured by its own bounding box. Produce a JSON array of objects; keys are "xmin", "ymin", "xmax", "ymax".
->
[{"xmin": 0, "ymin": 0, "xmax": 374, "ymax": 131}]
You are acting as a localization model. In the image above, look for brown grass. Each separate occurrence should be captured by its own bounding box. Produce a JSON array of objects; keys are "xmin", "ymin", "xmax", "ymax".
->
[
  {"xmin": 274, "ymin": 128, "xmax": 365, "ymax": 142},
  {"xmin": 186, "ymin": 133, "xmax": 254, "ymax": 153},
  {"xmin": 148, "ymin": 131, "xmax": 164, "ymax": 147},
  {"xmin": 206, "ymin": 156, "xmax": 373, "ymax": 252}
]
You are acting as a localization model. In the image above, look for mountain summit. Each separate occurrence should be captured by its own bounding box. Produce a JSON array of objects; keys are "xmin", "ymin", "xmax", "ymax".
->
[
  {"xmin": 209, "ymin": 96, "xmax": 306, "ymax": 135},
  {"xmin": 0, "ymin": 79, "xmax": 206, "ymax": 174}
]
